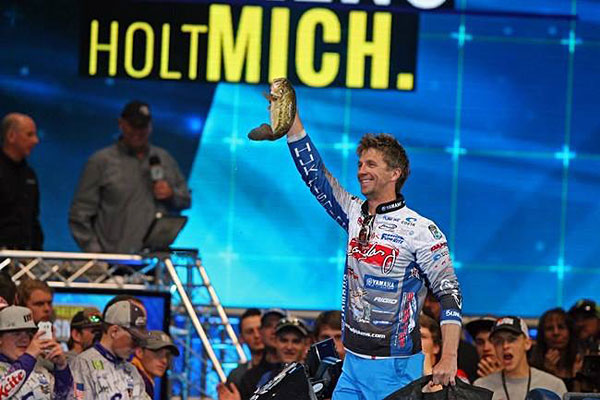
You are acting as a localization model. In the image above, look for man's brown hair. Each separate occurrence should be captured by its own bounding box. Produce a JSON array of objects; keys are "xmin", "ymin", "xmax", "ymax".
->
[
  {"xmin": 314, "ymin": 310, "xmax": 341, "ymax": 338},
  {"xmin": 356, "ymin": 133, "xmax": 410, "ymax": 193},
  {"xmin": 17, "ymin": 278, "xmax": 53, "ymax": 304}
]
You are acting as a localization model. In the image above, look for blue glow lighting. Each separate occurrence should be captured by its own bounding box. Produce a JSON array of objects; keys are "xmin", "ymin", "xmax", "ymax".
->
[{"xmin": 187, "ymin": 116, "xmax": 204, "ymax": 134}]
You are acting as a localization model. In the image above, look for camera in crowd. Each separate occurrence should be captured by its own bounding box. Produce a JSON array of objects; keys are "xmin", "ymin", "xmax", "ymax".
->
[{"xmin": 250, "ymin": 338, "xmax": 343, "ymax": 400}]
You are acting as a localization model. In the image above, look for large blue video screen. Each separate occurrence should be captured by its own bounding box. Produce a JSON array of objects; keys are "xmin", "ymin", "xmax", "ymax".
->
[{"xmin": 1, "ymin": 0, "xmax": 599, "ymax": 317}]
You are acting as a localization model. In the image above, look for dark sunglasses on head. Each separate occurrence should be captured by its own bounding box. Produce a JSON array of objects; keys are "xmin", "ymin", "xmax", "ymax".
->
[{"xmin": 358, "ymin": 215, "xmax": 375, "ymax": 245}]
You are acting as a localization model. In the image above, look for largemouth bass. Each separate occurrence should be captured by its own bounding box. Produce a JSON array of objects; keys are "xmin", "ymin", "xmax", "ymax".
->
[{"xmin": 248, "ymin": 78, "xmax": 296, "ymax": 141}]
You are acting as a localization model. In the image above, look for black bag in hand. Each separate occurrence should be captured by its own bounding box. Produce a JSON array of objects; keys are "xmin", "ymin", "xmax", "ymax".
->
[{"xmin": 383, "ymin": 375, "xmax": 493, "ymax": 400}]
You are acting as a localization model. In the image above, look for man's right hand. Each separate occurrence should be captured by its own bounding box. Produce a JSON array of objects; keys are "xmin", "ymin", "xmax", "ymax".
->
[
  {"xmin": 477, "ymin": 356, "xmax": 502, "ymax": 377},
  {"xmin": 25, "ymin": 331, "xmax": 46, "ymax": 358},
  {"xmin": 286, "ymin": 112, "xmax": 305, "ymax": 141},
  {"xmin": 217, "ymin": 382, "xmax": 241, "ymax": 400},
  {"xmin": 153, "ymin": 180, "xmax": 174, "ymax": 200}
]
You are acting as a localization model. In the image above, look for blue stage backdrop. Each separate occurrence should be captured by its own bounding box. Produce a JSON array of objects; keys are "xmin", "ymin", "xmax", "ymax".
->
[{"xmin": 1, "ymin": 0, "xmax": 599, "ymax": 317}]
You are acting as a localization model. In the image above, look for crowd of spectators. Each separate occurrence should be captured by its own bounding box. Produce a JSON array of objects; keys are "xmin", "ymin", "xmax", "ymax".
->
[
  {"xmin": 0, "ymin": 271, "xmax": 598, "ymax": 399},
  {"xmin": 0, "ymin": 275, "xmax": 179, "ymax": 399},
  {"xmin": 217, "ymin": 298, "xmax": 598, "ymax": 400}
]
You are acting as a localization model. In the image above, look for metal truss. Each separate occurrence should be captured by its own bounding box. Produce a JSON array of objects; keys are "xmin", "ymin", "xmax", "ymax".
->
[{"xmin": 0, "ymin": 249, "xmax": 246, "ymax": 399}]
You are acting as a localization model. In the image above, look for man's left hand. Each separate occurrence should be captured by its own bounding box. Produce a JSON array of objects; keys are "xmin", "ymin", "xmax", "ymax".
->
[
  {"xmin": 154, "ymin": 180, "xmax": 173, "ymax": 200},
  {"xmin": 432, "ymin": 354, "xmax": 457, "ymax": 386},
  {"xmin": 44, "ymin": 340, "xmax": 68, "ymax": 370}
]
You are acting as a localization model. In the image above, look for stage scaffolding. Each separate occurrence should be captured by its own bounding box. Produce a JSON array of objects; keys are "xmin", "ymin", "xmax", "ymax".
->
[{"xmin": 0, "ymin": 249, "xmax": 246, "ymax": 399}]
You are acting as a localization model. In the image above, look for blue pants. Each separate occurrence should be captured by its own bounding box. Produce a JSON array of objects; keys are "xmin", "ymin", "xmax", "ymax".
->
[{"xmin": 332, "ymin": 351, "xmax": 424, "ymax": 400}]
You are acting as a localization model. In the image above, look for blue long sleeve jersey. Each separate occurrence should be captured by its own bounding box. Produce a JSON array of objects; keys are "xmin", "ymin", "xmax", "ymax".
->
[{"xmin": 288, "ymin": 133, "xmax": 463, "ymax": 358}]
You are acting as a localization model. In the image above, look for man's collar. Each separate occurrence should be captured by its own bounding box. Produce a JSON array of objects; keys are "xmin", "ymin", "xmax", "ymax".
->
[
  {"xmin": 0, "ymin": 148, "xmax": 26, "ymax": 165},
  {"xmin": 361, "ymin": 194, "xmax": 406, "ymax": 215},
  {"xmin": 116, "ymin": 137, "xmax": 150, "ymax": 157},
  {"xmin": 131, "ymin": 355, "xmax": 153, "ymax": 381},
  {"xmin": 94, "ymin": 343, "xmax": 123, "ymax": 364}
]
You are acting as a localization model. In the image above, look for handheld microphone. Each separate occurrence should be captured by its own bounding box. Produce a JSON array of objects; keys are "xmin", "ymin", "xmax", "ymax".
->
[{"xmin": 149, "ymin": 155, "xmax": 164, "ymax": 181}]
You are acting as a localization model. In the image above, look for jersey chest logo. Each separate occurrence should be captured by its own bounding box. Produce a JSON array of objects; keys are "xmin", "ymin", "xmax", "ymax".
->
[
  {"xmin": 348, "ymin": 238, "xmax": 399, "ymax": 274},
  {"xmin": 0, "ymin": 369, "xmax": 26, "ymax": 399}
]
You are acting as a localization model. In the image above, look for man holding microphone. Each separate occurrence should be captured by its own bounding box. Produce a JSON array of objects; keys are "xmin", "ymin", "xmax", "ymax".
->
[{"xmin": 69, "ymin": 101, "xmax": 191, "ymax": 254}]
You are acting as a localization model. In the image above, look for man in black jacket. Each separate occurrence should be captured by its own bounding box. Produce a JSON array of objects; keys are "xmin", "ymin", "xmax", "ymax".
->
[{"xmin": 0, "ymin": 113, "xmax": 43, "ymax": 250}]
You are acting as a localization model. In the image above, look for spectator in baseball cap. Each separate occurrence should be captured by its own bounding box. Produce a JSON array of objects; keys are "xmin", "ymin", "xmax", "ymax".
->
[
  {"xmin": 248, "ymin": 317, "xmax": 311, "ymax": 397},
  {"xmin": 474, "ymin": 316, "xmax": 567, "ymax": 400},
  {"xmin": 65, "ymin": 307, "xmax": 102, "ymax": 363},
  {"xmin": 103, "ymin": 300, "xmax": 148, "ymax": 352},
  {"xmin": 274, "ymin": 317, "xmax": 310, "ymax": 363},
  {"xmin": 70, "ymin": 299, "xmax": 147, "ymax": 399},
  {"xmin": 568, "ymin": 299, "xmax": 599, "ymax": 350},
  {"xmin": 238, "ymin": 308, "xmax": 288, "ymax": 400},
  {"xmin": 0, "ymin": 305, "xmax": 72, "ymax": 398},
  {"xmin": 466, "ymin": 316, "xmax": 502, "ymax": 378},
  {"xmin": 260, "ymin": 308, "xmax": 287, "ymax": 349},
  {"xmin": 132, "ymin": 330, "xmax": 180, "ymax": 397}
]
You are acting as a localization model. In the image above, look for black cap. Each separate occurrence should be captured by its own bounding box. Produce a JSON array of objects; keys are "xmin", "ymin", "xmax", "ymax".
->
[
  {"xmin": 465, "ymin": 317, "xmax": 496, "ymax": 339},
  {"xmin": 275, "ymin": 317, "xmax": 310, "ymax": 337},
  {"xmin": 490, "ymin": 316, "xmax": 529, "ymax": 339},
  {"xmin": 568, "ymin": 299, "xmax": 599, "ymax": 319},
  {"xmin": 261, "ymin": 308, "xmax": 287, "ymax": 326},
  {"xmin": 71, "ymin": 307, "xmax": 103, "ymax": 329},
  {"xmin": 121, "ymin": 100, "xmax": 151, "ymax": 128}
]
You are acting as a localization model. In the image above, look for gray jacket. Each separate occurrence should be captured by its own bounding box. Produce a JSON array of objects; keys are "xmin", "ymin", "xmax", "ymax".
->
[
  {"xmin": 70, "ymin": 344, "xmax": 150, "ymax": 400},
  {"xmin": 69, "ymin": 140, "xmax": 191, "ymax": 254}
]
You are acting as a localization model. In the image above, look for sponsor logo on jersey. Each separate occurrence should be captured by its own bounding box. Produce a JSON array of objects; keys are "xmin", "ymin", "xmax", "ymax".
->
[
  {"xmin": 401, "ymin": 217, "xmax": 417, "ymax": 227},
  {"xmin": 373, "ymin": 296, "xmax": 398, "ymax": 305},
  {"xmin": 346, "ymin": 324, "xmax": 385, "ymax": 339},
  {"xmin": 364, "ymin": 275, "xmax": 399, "ymax": 293},
  {"xmin": 0, "ymin": 369, "xmax": 26, "ymax": 399},
  {"xmin": 378, "ymin": 223, "xmax": 397, "ymax": 231},
  {"xmin": 444, "ymin": 310, "xmax": 461, "ymax": 318},
  {"xmin": 396, "ymin": 292, "xmax": 417, "ymax": 348},
  {"xmin": 380, "ymin": 200, "xmax": 406, "ymax": 212},
  {"xmin": 428, "ymin": 224, "xmax": 443, "ymax": 240},
  {"xmin": 433, "ymin": 250, "xmax": 449, "ymax": 261},
  {"xmin": 92, "ymin": 360, "xmax": 104, "ymax": 370},
  {"xmin": 409, "ymin": 267, "xmax": 421, "ymax": 280},
  {"xmin": 372, "ymin": 319, "xmax": 393, "ymax": 326},
  {"xmin": 382, "ymin": 215, "xmax": 401, "ymax": 222},
  {"xmin": 372, "ymin": 308, "xmax": 395, "ymax": 315},
  {"xmin": 381, "ymin": 233, "xmax": 404, "ymax": 244},
  {"xmin": 349, "ymin": 239, "xmax": 399, "ymax": 274},
  {"xmin": 430, "ymin": 242, "xmax": 447, "ymax": 252}
]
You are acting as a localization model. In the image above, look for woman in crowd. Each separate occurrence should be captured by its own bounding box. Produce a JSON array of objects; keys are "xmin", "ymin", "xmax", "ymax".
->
[{"xmin": 529, "ymin": 308, "xmax": 582, "ymax": 390}]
